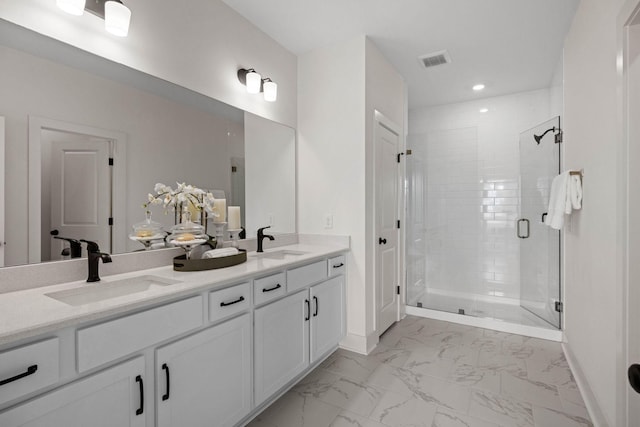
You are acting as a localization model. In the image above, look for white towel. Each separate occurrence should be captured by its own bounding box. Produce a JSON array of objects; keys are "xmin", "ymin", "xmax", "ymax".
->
[
  {"xmin": 202, "ymin": 247, "xmax": 239, "ymax": 259},
  {"xmin": 545, "ymin": 171, "xmax": 570, "ymax": 230},
  {"xmin": 567, "ymin": 175, "xmax": 583, "ymax": 212}
]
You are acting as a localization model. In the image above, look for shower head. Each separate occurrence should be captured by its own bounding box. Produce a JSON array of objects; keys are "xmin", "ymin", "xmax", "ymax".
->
[{"xmin": 533, "ymin": 127, "xmax": 557, "ymax": 145}]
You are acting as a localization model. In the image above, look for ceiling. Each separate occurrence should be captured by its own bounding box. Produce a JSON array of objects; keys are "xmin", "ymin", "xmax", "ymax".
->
[{"xmin": 221, "ymin": 0, "xmax": 580, "ymax": 109}]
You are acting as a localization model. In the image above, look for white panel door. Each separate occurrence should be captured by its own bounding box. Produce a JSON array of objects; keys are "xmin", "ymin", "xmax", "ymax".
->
[
  {"xmin": 310, "ymin": 276, "xmax": 345, "ymax": 363},
  {"xmin": 0, "ymin": 357, "xmax": 146, "ymax": 427},
  {"xmin": 375, "ymin": 113, "xmax": 400, "ymax": 336},
  {"xmin": 0, "ymin": 117, "xmax": 4, "ymax": 267},
  {"xmin": 254, "ymin": 290, "xmax": 309, "ymax": 406},
  {"xmin": 49, "ymin": 137, "xmax": 111, "ymax": 259},
  {"xmin": 156, "ymin": 314, "xmax": 252, "ymax": 427}
]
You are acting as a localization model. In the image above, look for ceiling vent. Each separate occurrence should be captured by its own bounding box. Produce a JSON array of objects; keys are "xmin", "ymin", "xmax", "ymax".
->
[{"xmin": 418, "ymin": 50, "xmax": 451, "ymax": 69}]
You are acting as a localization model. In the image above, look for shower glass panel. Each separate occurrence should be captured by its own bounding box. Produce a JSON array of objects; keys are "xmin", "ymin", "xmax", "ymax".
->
[{"xmin": 518, "ymin": 116, "xmax": 561, "ymax": 329}]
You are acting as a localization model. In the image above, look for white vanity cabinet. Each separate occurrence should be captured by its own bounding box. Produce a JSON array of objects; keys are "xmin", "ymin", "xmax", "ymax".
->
[
  {"xmin": 0, "ymin": 357, "xmax": 146, "ymax": 427},
  {"xmin": 254, "ymin": 273, "xmax": 345, "ymax": 406},
  {"xmin": 156, "ymin": 313, "xmax": 252, "ymax": 427}
]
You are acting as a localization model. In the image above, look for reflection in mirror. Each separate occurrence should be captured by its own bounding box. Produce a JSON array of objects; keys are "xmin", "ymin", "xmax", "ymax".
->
[{"xmin": 1, "ymin": 19, "xmax": 296, "ymax": 268}]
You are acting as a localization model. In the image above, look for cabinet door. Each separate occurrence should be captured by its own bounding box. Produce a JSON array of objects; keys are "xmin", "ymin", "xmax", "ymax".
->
[
  {"xmin": 310, "ymin": 276, "xmax": 346, "ymax": 363},
  {"xmin": 254, "ymin": 290, "xmax": 309, "ymax": 406},
  {"xmin": 156, "ymin": 313, "xmax": 251, "ymax": 427},
  {"xmin": 0, "ymin": 357, "xmax": 145, "ymax": 427}
]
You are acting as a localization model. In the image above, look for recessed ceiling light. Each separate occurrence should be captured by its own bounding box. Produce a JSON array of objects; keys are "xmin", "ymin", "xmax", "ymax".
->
[
  {"xmin": 473, "ymin": 84, "xmax": 485, "ymax": 91},
  {"xmin": 479, "ymin": 108, "xmax": 489, "ymax": 113}
]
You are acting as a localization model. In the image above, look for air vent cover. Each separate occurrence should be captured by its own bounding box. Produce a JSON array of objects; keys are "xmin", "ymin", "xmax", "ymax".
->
[{"xmin": 418, "ymin": 50, "xmax": 451, "ymax": 69}]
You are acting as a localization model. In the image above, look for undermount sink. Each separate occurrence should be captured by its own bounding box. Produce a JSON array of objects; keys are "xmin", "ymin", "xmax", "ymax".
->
[
  {"xmin": 45, "ymin": 275, "xmax": 182, "ymax": 306},
  {"xmin": 251, "ymin": 250, "xmax": 308, "ymax": 260}
]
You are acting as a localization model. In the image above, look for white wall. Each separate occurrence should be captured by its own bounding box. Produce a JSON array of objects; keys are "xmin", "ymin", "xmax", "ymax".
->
[
  {"xmin": 562, "ymin": 0, "xmax": 626, "ymax": 424},
  {"xmin": 409, "ymin": 89, "xmax": 552, "ymax": 303},
  {"xmin": 244, "ymin": 112, "xmax": 295, "ymax": 235},
  {"xmin": 298, "ymin": 36, "xmax": 404, "ymax": 353},
  {"xmin": 0, "ymin": 0, "xmax": 297, "ymax": 128},
  {"xmin": 0, "ymin": 44, "xmax": 242, "ymax": 266}
]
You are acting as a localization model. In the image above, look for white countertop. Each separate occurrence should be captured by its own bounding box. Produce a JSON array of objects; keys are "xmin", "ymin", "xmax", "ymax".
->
[{"xmin": 0, "ymin": 243, "xmax": 348, "ymax": 347}]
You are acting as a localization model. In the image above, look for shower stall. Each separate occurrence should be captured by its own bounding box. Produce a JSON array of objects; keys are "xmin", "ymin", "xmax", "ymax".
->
[{"xmin": 405, "ymin": 116, "xmax": 562, "ymax": 331}]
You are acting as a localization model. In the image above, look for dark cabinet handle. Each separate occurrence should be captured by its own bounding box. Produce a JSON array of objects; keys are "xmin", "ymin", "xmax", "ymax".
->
[
  {"xmin": 220, "ymin": 296, "xmax": 245, "ymax": 307},
  {"xmin": 304, "ymin": 299, "xmax": 310, "ymax": 321},
  {"xmin": 378, "ymin": 237, "xmax": 387, "ymax": 245},
  {"xmin": 262, "ymin": 283, "xmax": 281, "ymax": 293},
  {"xmin": 0, "ymin": 365, "xmax": 38, "ymax": 387},
  {"xmin": 629, "ymin": 364, "xmax": 640, "ymax": 394},
  {"xmin": 161, "ymin": 363, "xmax": 170, "ymax": 401},
  {"xmin": 333, "ymin": 263, "xmax": 344, "ymax": 269},
  {"xmin": 542, "ymin": 212, "xmax": 548, "ymax": 223},
  {"xmin": 135, "ymin": 375, "xmax": 144, "ymax": 415},
  {"xmin": 313, "ymin": 296, "xmax": 319, "ymax": 317}
]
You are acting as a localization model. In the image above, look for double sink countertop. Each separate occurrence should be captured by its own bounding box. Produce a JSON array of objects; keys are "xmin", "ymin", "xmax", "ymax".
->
[{"xmin": 0, "ymin": 242, "xmax": 349, "ymax": 347}]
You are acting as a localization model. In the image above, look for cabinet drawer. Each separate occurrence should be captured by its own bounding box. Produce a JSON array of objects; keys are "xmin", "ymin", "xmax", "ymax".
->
[
  {"xmin": 0, "ymin": 338, "xmax": 59, "ymax": 406},
  {"xmin": 328, "ymin": 255, "xmax": 346, "ymax": 277},
  {"xmin": 287, "ymin": 260, "xmax": 327, "ymax": 293},
  {"xmin": 254, "ymin": 272, "xmax": 286, "ymax": 306},
  {"xmin": 209, "ymin": 282, "xmax": 251, "ymax": 323},
  {"xmin": 77, "ymin": 296, "xmax": 203, "ymax": 372}
]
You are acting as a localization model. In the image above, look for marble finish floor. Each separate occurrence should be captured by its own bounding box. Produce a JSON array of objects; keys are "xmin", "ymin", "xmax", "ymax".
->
[{"xmin": 247, "ymin": 315, "xmax": 592, "ymax": 427}]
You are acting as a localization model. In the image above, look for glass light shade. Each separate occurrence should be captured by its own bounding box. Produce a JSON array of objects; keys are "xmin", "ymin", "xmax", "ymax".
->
[
  {"xmin": 57, "ymin": 0, "xmax": 86, "ymax": 16},
  {"xmin": 263, "ymin": 80, "xmax": 277, "ymax": 102},
  {"xmin": 105, "ymin": 1, "xmax": 131, "ymax": 37},
  {"xmin": 246, "ymin": 71, "xmax": 262, "ymax": 94}
]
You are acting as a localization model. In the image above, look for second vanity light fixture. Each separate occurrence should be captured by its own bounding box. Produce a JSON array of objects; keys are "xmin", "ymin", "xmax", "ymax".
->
[
  {"xmin": 57, "ymin": 0, "xmax": 132, "ymax": 37},
  {"xmin": 237, "ymin": 68, "xmax": 278, "ymax": 102}
]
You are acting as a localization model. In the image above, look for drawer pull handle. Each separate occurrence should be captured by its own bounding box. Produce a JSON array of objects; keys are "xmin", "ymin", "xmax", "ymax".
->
[
  {"xmin": 162, "ymin": 363, "xmax": 170, "ymax": 401},
  {"xmin": 305, "ymin": 299, "xmax": 310, "ymax": 321},
  {"xmin": 220, "ymin": 296, "xmax": 245, "ymax": 307},
  {"xmin": 135, "ymin": 375, "xmax": 144, "ymax": 415},
  {"xmin": 313, "ymin": 296, "xmax": 319, "ymax": 317},
  {"xmin": 333, "ymin": 263, "xmax": 344, "ymax": 269},
  {"xmin": 0, "ymin": 364, "xmax": 38, "ymax": 387},
  {"xmin": 262, "ymin": 283, "xmax": 282, "ymax": 293}
]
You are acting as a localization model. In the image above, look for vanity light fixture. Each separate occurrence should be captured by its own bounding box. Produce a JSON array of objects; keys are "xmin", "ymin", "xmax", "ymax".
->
[
  {"xmin": 57, "ymin": 0, "xmax": 131, "ymax": 37},
  {"xmin": 473, "ymin": 84, "xmax": 485, "ymax": 91},
  {"xmin": 479, "ymin": 108, "xmax": 489, "ymax": 113},
  {"xmin": 237, "ymin": 68, "xmax": 278, "ymax": 102}
]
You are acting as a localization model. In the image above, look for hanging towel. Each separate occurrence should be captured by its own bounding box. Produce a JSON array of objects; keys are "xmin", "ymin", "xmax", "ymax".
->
[
  {"xmin": 566, "ymin": 175, "xmax": 583, "ymax": 213},
  {"xmin": 545, "ymin": 171, "xmax": 571, "ymax": 230}
]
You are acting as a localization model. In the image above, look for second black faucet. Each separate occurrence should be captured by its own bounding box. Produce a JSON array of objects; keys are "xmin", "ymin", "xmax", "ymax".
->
[{"xmin": 257, "ymin": 226, "xmax": 275, "ymax": 253}]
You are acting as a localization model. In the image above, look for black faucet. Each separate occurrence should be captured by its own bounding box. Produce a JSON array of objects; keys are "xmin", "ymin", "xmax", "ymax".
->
[
  {"xmin": 53, "ymin": 236, "xmax": 82, "ymax": 258},
  {"xmin": 257, "ymin": 226, "xmax": 275, "ymax": 253},
  {"xmin": 80, "ymin": 240, "xmax": 112, "ymax": 282}
]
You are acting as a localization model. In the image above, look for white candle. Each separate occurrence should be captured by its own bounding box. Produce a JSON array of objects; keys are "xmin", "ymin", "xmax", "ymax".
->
[
  {"xmin": 228, "ymin": 206, "xmax": 241, "ymax": 229},
  {"xmin": 212, "ymin": 198, "xmax": 226, "ymax": 222}
]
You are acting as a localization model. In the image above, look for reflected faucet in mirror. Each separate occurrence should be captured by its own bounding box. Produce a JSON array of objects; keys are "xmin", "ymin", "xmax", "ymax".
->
[
  {"xmin": 80, "ymin": 240, "xmax": 112, "ymax": 282},
  {"xmin": 257, "ymin": 226, "xmax": 275, "ymax": 253},
  {"xmin": 53, "ymin": 236, "xmax": 82, "ymax": 259}
]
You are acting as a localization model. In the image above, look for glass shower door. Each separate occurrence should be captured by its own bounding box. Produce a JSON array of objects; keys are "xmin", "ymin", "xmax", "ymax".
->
[{"xmin": 518, "ymin": 116, "xmax": 561, "ymax": 329}]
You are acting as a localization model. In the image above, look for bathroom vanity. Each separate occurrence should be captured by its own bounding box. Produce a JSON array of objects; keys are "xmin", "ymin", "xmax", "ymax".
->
[{"xmin": 0, "ymin": 242, "xmax": 348, "ymax": 427}]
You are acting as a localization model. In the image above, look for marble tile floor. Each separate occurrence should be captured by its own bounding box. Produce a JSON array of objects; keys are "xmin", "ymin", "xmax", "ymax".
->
[{"xmin": 246, "ymin": 315, "xmax": 592, "ymax": 427}]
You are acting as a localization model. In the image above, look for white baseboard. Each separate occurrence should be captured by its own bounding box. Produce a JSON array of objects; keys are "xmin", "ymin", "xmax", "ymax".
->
[
  {"xmin": 339, "ymin": 331, "xmax": 379, "ymax": 355},
  {"xmin": 562, "ymin": 342, "xmax": 610, "ymax": 427}
]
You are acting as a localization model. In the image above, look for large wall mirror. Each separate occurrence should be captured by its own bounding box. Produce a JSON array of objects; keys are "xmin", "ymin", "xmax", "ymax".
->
[{"xmin": 0, "ymin": 19, "xmax": 296, "ymax": 268}]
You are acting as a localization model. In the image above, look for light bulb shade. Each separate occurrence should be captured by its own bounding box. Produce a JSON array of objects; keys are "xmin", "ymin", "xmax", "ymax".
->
[
  {"xmin": 246, "ymin": 71, "xmax": 262, "ymax": 94},
  {"xmin": 57, "ymin": 0, "xmax": 86, "ymax": 16},
  {"xmin": 105, "ymin": 1, "xmax": 131, "ymax": 37},
  {"xmin": 263, "ymin": 80, "xmax": 277, "ymax": 102}
]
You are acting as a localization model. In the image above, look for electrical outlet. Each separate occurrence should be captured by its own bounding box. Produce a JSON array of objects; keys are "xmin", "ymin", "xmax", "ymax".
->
[
  {"xmin": 324, "ymin": 214, "xmax": 333, "ymax": 229},
  {"xmin": 268, "ymin": 214, "xmax": 274, "ymax": 226}
]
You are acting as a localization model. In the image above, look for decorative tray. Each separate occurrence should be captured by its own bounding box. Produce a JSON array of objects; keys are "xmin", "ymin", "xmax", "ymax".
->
[{"xmin": 173, "ymin": 249, "xmax": 247, "ymax": 271}]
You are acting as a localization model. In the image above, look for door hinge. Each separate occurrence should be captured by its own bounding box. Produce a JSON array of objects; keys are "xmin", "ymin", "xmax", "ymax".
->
[
  {"xmin": 396, "ymin": 286, "xmax": 400, "ymax": 295},
  {"xmin": 397, "ymin": 220, "xmax": 401, "ymax": 229},
  {"xmin": 108, "ymin": 157, "xmax": 114, "ymax": 166},
  {"xmin": 108, "ymin": 217, "xmax": 114, "ymax": 226},
  {"xmin": 555, "ymin": 301, "xmax": 563, "ymax": 313}
]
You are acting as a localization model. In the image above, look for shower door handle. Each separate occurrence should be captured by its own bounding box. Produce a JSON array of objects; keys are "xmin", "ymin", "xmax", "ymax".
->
[{"xmin": 517, "ymin": 219, "xmax": 530, "ymax": 239}]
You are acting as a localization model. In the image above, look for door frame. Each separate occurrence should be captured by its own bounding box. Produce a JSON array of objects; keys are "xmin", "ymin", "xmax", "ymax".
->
[
  {"xmin": 28, "ymin": 116, "xmax": 127, "ymax": 263},
  {"xmin": 372, "ymin": 110, "xmax": 403, "ymax": 336},
  {"xmin": 0, "ymin": 117, "xmax": 4, "ymax": 267},
  {"xmin": 619, "ymin": 0, "xmax": 640, "ymax": 425}
]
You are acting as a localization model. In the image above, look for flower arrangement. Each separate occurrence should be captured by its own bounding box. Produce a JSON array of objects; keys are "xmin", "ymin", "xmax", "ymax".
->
[{"xmin": 144, "ymin": 182, "xmax": 218, "ymax": 218}]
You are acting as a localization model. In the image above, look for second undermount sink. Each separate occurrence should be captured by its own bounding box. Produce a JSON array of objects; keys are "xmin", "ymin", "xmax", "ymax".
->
[
  {"xmin": 251, "ymin": 250, "xmax": 308, "ymax": 260},
  {"xmin": 45, "ymin": 275, "xmax": 182, "ymax": 306}
]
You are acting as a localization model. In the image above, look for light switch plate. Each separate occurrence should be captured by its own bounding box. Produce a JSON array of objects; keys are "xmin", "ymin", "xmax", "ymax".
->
[{"xmin": 324, "ymin": 214, "xmax": 333, "ymax": 229}]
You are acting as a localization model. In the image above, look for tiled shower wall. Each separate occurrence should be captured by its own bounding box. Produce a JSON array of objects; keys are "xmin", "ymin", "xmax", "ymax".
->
[{"xmin": 408, "ymin": 88, "xmax": 552, "ymax": 304}]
